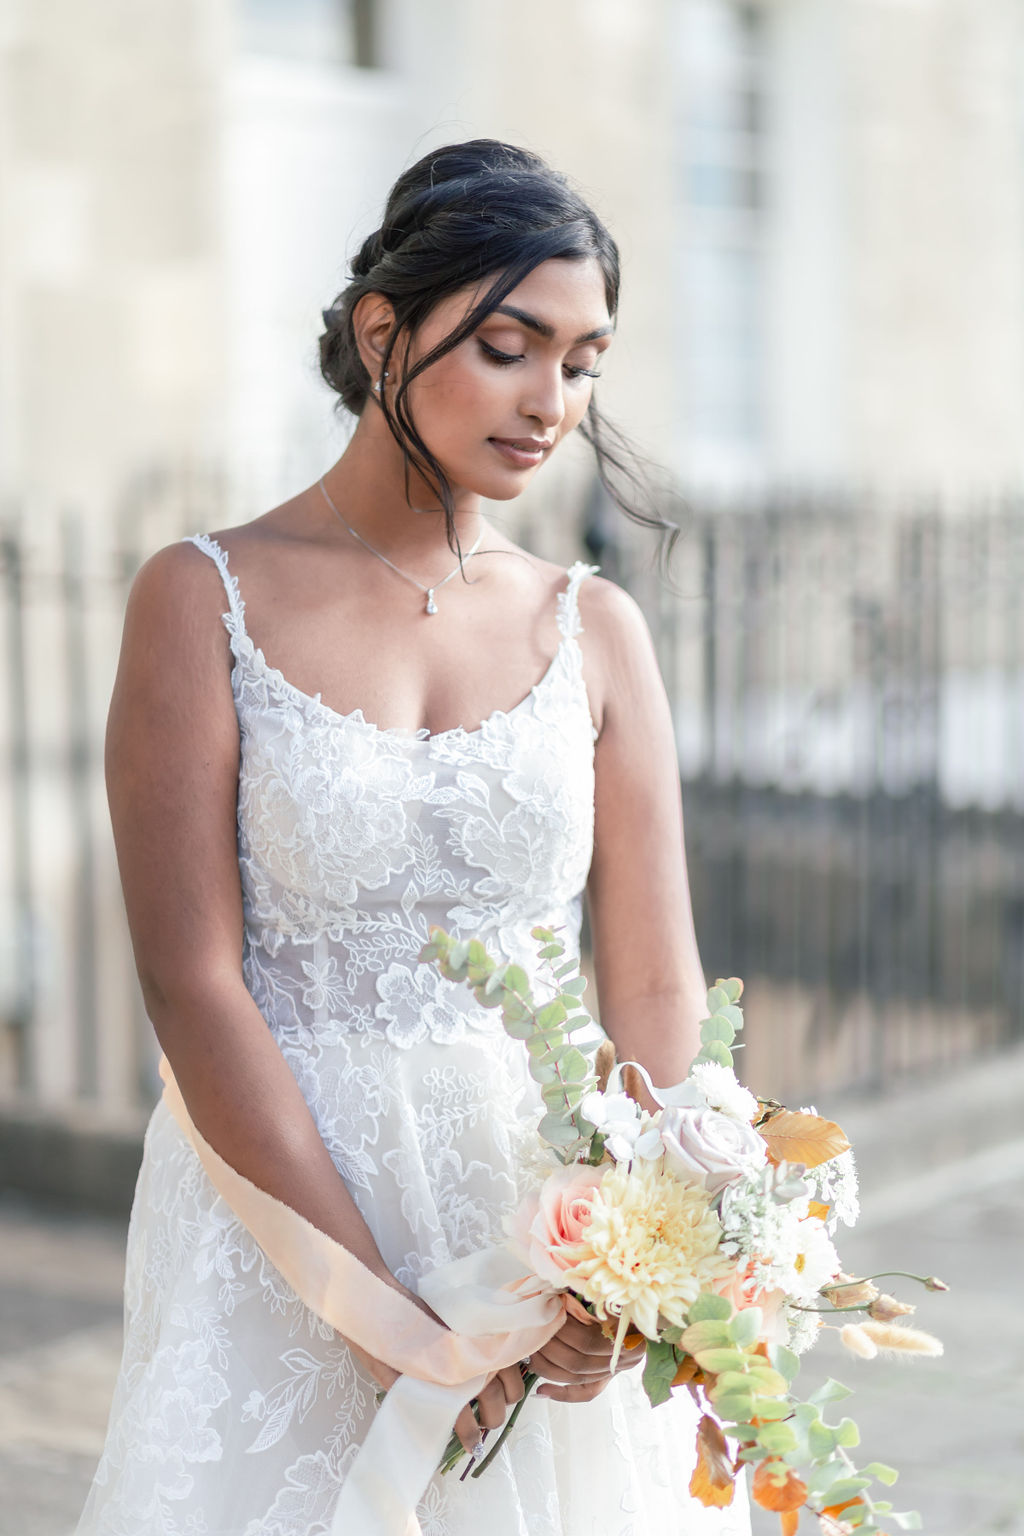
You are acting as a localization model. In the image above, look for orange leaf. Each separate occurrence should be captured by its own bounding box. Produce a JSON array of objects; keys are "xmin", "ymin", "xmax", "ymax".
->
[
  {"xmin": 822, "ymin": 1497, "xmax": 864, "ymax": 1519},
  {"xmin": 672, "ymin": 1354, "xmax": 702, "ymax": 1388},
  {"xmin": 758, "ymin": 1110, "xmax": 850, "ymax": 1170},
  {"xmin": 808, "ymin": 1200, "xmax": 830, "ymax": 1222},
  {"xmin": 688, "ymin": 1414, "xmax": 736, "ymax": 1508},
  {"xmin": 752, "ymin": 1459, "xmax": 809, "ymax": 1513},
  {"xmin": 780, "ymin": 1512, "xmax": 800, "ymax": 1536}
]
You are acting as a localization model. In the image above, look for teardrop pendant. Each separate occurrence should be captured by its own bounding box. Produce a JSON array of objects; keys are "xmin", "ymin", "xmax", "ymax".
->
[{"xmin": 425, "ymin": 590, "xmax": 438, "ymax": 615}]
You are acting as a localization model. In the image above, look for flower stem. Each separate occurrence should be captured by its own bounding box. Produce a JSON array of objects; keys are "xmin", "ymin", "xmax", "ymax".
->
[{"xmin": 471, "ymin": 1373, "xmax": 539, "ymax": 1478}]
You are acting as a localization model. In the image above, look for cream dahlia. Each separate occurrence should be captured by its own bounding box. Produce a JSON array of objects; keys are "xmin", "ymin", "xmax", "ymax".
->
[{"xmin": 560, "ymin": 1158, "xmax": 731, "ymax": 1347}]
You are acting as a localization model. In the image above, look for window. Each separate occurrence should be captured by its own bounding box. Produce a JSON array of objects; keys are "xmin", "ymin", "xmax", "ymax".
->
[
  {"xmin": 675, "ymin": 0, "xmax": 767, "ymax": 473},
  {"xmin": 239, "ymin": 0, "xmax": 378, "ymax": 68}
]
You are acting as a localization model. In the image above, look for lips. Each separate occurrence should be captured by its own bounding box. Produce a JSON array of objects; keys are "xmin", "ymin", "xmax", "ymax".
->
[{"xmin": 488, "ymin": 437, "xmax": 552, "ymax": 467}]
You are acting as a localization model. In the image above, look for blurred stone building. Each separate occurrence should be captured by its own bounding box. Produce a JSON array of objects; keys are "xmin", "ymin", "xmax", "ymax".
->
[{"xmin": 1, "ymin": 0, "xmax": 1023, "ymax": 1136}]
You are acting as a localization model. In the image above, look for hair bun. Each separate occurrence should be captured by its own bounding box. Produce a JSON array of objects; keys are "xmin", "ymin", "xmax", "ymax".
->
[{"xmin": 351, "ymin": 229, "xmax": 384, "ymax": 279}]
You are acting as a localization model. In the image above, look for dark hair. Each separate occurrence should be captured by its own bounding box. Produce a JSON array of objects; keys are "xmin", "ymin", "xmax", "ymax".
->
[{"xmin": 319, "ymin": 138, "xmax": 676, "ymax": 558}]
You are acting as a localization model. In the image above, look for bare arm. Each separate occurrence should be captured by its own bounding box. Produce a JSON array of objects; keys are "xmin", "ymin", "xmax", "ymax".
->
[
  {"xmin": 107, "ymin": 543, "xmax": 401, "ymax": 1284},
  {"xmin": 585, "ymin": 578, "xmax": 707, "ymax": 1086}
]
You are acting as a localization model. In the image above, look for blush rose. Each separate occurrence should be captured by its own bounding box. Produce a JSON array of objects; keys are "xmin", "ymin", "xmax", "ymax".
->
[
  {"xmin": 659, "ymin": 1106, "xmax": 768, "ymax": 1197},
  {"xmin": 505, "ymin": 1164, "xmax": 603, "ymax": 1287}
]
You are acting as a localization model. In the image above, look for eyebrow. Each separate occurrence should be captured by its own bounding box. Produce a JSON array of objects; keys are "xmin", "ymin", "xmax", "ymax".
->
[{"xmin": 491, "ymin": 304, "xmax": 614, "ymax": 344}]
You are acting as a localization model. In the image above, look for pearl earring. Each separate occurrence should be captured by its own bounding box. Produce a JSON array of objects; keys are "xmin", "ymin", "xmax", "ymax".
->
[{"xmin": 372, "ymin": 369, "xmax": 389, "ymax": 395}]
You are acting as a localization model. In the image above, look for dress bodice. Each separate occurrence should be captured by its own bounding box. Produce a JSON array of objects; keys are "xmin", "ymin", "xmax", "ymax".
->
[{"xmin": 187, "ymin": 535, "xmax": 599, "ymax": 1052}]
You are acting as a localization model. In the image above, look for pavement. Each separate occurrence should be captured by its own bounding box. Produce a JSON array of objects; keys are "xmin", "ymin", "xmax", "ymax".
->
[{"xmin": 1, "ymin": 1049, "xmax": 1022, "ymax": 1536}]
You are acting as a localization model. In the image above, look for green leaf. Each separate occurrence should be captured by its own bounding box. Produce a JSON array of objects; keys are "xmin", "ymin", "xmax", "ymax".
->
[
  {"xmin": 538, "ymin": 1113, "xmax": 581, "ymax": 1146},
  {"xmin": 531, "ymin": 926, "xmax": 556, "ymax": 942},
  {"xmin": 695, "ymin": 1042, "xmax": 733, "ymax": 1069},
  {"xmin": 537, "ymin": 1000, "xmax": 568, "ymax": 1030},
  {"xmin": 526, "ymin": 1031, "xmax": 564, "ymax": 1057},
  {"xmin": 687, "ymin": 1293, "xmax": 733, "ymax": 1323},
  {"xmin": 692, "ymin": 1347, "xmax": 748, "ymax": 1374},
  {"xmin": 680, "ymin": 1319, "xmax": 734, "ymax": 1353},
  {"xmin": 834, "ymin": 1417, "xmax": 861, "ymax": 1448},
  {"xmin": 728, "ymin": 1308, "xmax": 762, "ymax": 1348},
  {"xmin": 559, "ymin": 977, "xmax": 589, "ymax": 997},
  {"xmin": 557, "ymin": 1046, "xmax": 591, "ymax": 1082},
  {"xmin": 809, "ymin": 1378, "xmax": 853, "ymax": 1408},
  {"xmin": 702, "ymin": 1015, "xmax": 737, "ymax": 1046},
  {"xmin": 862, "ymin": 1462, "xmax": 899, "ymax": 1487},
  {"xmin": 745, "ymin": 1366, "xmax": 789, "ymax": 1397},
  {"xmin": 712, "ymin": 1392, "xmax": 756, "ymax": 1425},
  {"xmin": 537, "ymin": 943, "xmax": 564, "ymax": 959},
  {"xmin": 718, "ymin": 977, "xmax": 743, "ymax": 1003},
  {"xmin": 641, "ymin": 1340, "xmax": 678, "ymax": 1408},
  {"xmin": 755, "ymin": 1422, "xmax": 797, "ymax": 1455},
  {"xmin": 747, "ymin": 1398, "xmax": 792, "ymax": 1422},
  {"xmin": 821, "ymin": 1477, "xmax": 871, "ymax": 1505},
  {"xmin": 807, "ymin": 1420, "xmax": 836, "ymax": 1458},
  {"xmin": 554, "ymin": 958, "xmax": 579, "ymax": 979},
  {"xmin": 713, "ymin": 1370, "xmax": 759, "ymax": 1397},
  {"xmin": 503, "ymin": 964, "xmax": 529, "ymax": 995},
  {"xmin": 706, "ymin": 985, "xmax": 730, "ymax": 1013},
  {"xmin": 736, "ymin": 1444, "xmax": 773, "ymax": 1464},
  {"xmin": 718, "ymin": 1003, "xmax": 745, "ymax": 1030},
  {"xmin": 768, "ymin": 1344, "xmax": 800, "ymax": 1384},
  {"xmin": 502, "ymin": 1015, "xmax": 534, "ymax": 1039}
]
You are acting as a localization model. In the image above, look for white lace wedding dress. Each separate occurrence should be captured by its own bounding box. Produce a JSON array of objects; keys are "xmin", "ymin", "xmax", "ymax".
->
[{"xmin": 75, "ymin": 535, "xmax": 750, "ymax": 1536}]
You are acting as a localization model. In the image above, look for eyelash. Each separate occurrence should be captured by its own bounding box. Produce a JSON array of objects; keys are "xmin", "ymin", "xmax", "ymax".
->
[{"xmin": 477, "ymin": 339, "xmax": 602, "ymax": 381}]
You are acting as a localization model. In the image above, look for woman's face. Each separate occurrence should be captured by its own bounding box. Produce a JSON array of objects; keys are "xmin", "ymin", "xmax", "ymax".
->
[{"xmin": 393, "ymin": 256, "xmax": 614, "ymax": 503}]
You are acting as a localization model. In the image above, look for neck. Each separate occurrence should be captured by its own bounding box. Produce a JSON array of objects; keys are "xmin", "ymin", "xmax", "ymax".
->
[{"xmin": 320, "ymin": 407, "xmax": 484, "ymax": 558}]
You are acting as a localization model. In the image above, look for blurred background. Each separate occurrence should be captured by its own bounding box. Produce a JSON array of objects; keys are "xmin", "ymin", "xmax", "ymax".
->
[{"xmin": 0, "ymin": 1, "xmax": 1021, "ymax": 1532}]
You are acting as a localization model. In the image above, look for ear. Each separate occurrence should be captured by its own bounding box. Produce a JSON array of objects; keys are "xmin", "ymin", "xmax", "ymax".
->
[{"xmin": 352, "ymin": 292, "xmax": 397, "ymax": 386}]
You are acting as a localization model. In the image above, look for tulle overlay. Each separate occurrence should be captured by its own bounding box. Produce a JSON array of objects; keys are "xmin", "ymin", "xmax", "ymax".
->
[{"xmin": 75, "ymin": 536, "xmax": 750, "ymax": 1535}]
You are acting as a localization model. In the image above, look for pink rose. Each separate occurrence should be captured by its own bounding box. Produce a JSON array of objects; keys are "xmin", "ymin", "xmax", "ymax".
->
[
  {"xmin": 659, "ymin": 1106, "xmax": 767, "ymax": 1197},
  {"xmin": 713, "ymin": 1266, "xmax": 789, "ymax": 1346},
  {"xmin": 505, "ymin": 1164, "xmax": 603, "ymax": 1287}
]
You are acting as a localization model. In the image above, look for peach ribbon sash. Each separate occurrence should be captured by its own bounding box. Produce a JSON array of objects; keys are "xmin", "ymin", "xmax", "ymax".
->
[{"xmin": 158, "ymin": 1058, "xmax": 565, "ymax": 1534}]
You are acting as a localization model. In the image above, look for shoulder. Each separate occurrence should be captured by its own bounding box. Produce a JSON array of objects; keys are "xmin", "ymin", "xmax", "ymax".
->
[
  {"xmin": 575, "ymin": 575, "xmax": 664, "ymax": 736},
  {"xmin": 121, "ymin": 536, "xmax": 243, "ymax": 673}
]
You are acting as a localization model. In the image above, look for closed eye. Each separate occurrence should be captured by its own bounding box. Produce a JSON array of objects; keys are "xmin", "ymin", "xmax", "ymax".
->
[{"xmin": 478, "ymin": 339, "xmax": 601, "ymax": 380}]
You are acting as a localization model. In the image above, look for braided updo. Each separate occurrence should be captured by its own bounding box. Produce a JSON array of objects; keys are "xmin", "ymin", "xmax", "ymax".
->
[{"xmin": 320, "ymin": 139, "xmax": 673, "ymax": 554}]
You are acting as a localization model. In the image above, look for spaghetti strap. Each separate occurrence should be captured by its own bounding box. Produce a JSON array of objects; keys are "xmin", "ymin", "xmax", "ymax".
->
[
  {"xmin": 184, "ymin": 533, "xmax": 247, "ymax": 647},
  {"xmin": 556, "ymin": 560, "xmax": 600, "ymax": 640}
]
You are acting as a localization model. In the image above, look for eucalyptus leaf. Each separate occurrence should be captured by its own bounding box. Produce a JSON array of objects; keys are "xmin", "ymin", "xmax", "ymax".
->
[
  {"xmin": 692, "ymin": 1347, "xmax": 748, "ymax": 1374},
  {"xmin": 729, "ymin": 1308, "xmax": 762, "ymax": 1348},
  {"xmin": 687, "ymin": 1294, "xmax": 733, "ymax": 1324},
  {"xmin": 560, "ymin": 977, "xmax": 588, "ymax": 996},
  {"xmin": 834, "ymin": 1417, "xmax": 861, "ymax": 1448},
  {"xmin": 711, "ymin": 1392, "xmax": 756, "ymax": 1425},
  {"xmin": 641, "ymin": 1340, "xmax": 678, "ymax": 1408},
  {"xmin": 696, "ymin": 1041, "xmax": 734, "ymax": 1069},
  {"xmin": 702, "ymin": 1015, "xmax": 737, "ymax": 1046},
  {"xmin": 538, "ymin": 1114, "xmax": 581, "ymax": 1146},
  {"xmin": 807, "ymin": 1420, "xmax": 836, "ymax": 1458},
  {"xmin": 768, "ymin": 1344, "xmax": 800, "ymax": 1384},
  {"xmin": 862, "ymin": 1462, "xmax": 899, "ymax": 1487},
  {"xmin": 537, "ymin": 943, "xmax": 564, "ymax": 959},
  {"xmin": 680, "ymin": 1320, "xmax": 734, "ymax": 1353},
  {"xmin": 808, "ymin": 1378, "xmax": 853, "ymax": 1408},
  {"xmin": 706, "ymin": 985, "xmax": 730, "ymax": 1013},
  {"xmin": 537, "ymin": 1000, "xmax": 568, "ymax": 1030},
  {"xmin": 755, "ymin": 1421, "xmax": 797, "ymax": 1455},
  {"xmin": 820, "ymin": 1477, "xmax": 871, "ymax": 1504}
]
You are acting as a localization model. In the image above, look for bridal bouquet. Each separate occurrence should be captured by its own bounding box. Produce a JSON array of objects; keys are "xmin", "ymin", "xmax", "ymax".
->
[{"xmin": 419, "ymin": 926, "xmax": 946, "ymax": 1535}]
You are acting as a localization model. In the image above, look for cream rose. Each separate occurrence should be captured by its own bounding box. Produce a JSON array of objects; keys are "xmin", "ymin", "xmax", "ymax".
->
[
  {"xmin": 659, "ymin": 1106, "xmax": 767, "ymax": 1197},
  {"xmin": 504, "ymin": 1164, "xmax": 603, "ymax": 1287}
]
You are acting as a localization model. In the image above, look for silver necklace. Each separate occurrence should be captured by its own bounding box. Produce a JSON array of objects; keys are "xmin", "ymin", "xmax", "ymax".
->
[{"xmin": 317, "ymin": 478, "xmax": 483, "ymax": 615}]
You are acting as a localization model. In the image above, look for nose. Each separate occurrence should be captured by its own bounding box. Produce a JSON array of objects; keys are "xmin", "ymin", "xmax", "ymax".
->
[{"xmin": 519, "ymin": 363, "xmax": 566, "ymax": 432}]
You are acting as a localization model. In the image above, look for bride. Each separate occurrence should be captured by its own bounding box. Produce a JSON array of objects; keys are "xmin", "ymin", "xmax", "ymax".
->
[{"xmin": 76, "ymin": 139, "xmax": 750, "ymax": 1535}]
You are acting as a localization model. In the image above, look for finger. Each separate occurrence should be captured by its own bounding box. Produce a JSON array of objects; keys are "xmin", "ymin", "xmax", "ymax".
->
[
  {"xmin": 552, "ymin": 1317, "xmax": 616, "ymax": 1357},
  {"xmin": 455, "ymin": 1404, "xmax": 485, "ymax": 1456},
  {"xmin": 475, "ymin": 1379, "xmax": 511, "ymax": 1432},
  {"xmin": 528, "ymin": 1342, "xmax": 616, "ymax": 1383},
  {"xmin": 536, "ymin": 1375, "xmax": 613, "ymax": 1404},
  {"xmin": 495, "ymin": 1365, "xmax": 526, "ymax": 1406}
]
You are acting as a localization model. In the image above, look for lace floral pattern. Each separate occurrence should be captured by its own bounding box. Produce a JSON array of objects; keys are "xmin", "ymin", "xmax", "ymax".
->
[{"xmin": 75, "ymin": 536, "xmax": 750, "ymax": 1536}]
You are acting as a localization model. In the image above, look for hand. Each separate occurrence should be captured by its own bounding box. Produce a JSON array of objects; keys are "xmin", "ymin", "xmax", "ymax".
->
[
  {"xmin": 345, "ymin": 1280, "xmax": 526, "ymax": 1457},
  {"xmin": 526, "ymin": 1313, "xmax": 645, "ymax": 1404},
  {"xmin": 453, "ymin": 1365, "xmax": 527, "ymax": 1456}
]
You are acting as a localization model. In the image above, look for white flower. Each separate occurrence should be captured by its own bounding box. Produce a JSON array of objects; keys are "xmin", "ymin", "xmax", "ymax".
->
[
  {"xmin": 579, "ymin": 1089, "xmax": 647, "ymax": 1163},
  {"xmin": 718, "ymin": 1164, "xmax": 815, "ymax": 1293},
  {"xmin": 689, "ymin": 1063, "xmax": 759, "ymax": 1124},
  {"xmin": 785, "ymin": 1217, "xmax": 841, "ymax": 1302},
  {"xmin": 785, "ymin": 1303, "xmax": 823, "ymax": 1356},
  {"xmin": 659, "ymin": 1106, "xmax": 768, "ymax": 1197},
  {"xmin": 805, "ymin": 1144, "xmax": 860, "ymax": 1232}
]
